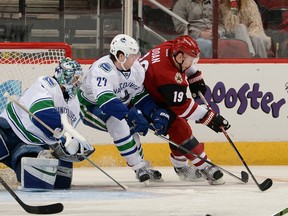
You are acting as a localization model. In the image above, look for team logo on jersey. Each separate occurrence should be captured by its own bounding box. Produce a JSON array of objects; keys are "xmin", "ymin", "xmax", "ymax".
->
[
  {"xmin": 175, "ymin": 72, "xmax": 183, "ymax": 84},
  {"xmin": 99, "ymin": 63, "xmax": 112, "ymax": 73},
  {"xmin": 42, "ymin": 76, "xmax": 56, "ymax": 87},
  {"xmin": 120, "ymin": 70, "xmax": 131, "ymax": 79}
]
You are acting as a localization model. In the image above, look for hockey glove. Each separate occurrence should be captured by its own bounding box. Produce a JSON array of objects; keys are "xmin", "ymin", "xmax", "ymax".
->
[
  {"xmin": 127, "ymin": 107, "xmax": 149, "ymax": 136},
  {"xmin": 51, "ymin": 131, "xmax": 95, "ymax": 162},
  {"xmin": 197, "ymin": 110, "xmax": 230, "ymax": 133},
  {"xmin": 187, "ymin": 71, "xmax": 206, "ymax": 99},
  {"xmin": 151, "ymin": 109, "xmax": 170, "ymax": 135}
]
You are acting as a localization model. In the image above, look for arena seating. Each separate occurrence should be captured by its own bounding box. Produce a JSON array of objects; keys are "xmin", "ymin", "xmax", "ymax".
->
[{"xmin": 258, "ymin": 0, "xmax": 288, "ymax": 10}]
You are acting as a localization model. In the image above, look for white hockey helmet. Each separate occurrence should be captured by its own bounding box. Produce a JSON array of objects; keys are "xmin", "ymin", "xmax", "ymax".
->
[
  {"xmin": 110, "ymin": 34, "xmax": 140, "ymax": 59},
  {"xmin": 55, "ymin": 57, "xmax": 83, "ymax": 98}
]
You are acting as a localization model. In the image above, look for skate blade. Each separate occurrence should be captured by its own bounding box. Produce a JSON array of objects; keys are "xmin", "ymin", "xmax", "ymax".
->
[
  {"xmin": 143, "ymin": 180, "xmax": 150, "ymax": 187},
  {"xmin": 179, "ymin": 176, "xmax": 206, "ymax": 182},
  {"xmin": 150, "ymin": 177, "xmax": 164, "ymax": 182},
  {"xmin": 208, "ymin": 179, "xmax": 225, "ymax": 185}
]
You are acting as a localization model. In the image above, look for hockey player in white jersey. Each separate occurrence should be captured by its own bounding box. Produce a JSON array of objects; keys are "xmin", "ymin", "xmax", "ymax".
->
[
  {"xmin": 78, "ymin": 34, "xmax": 170, "ymax": 183},
  {"xmin": 0, "ymin": 58, "xmax": 94, "ymax": 191}
]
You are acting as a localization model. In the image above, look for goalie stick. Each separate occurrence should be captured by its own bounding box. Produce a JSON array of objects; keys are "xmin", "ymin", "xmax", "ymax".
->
[
  {"xmin": 4, "ymin": 92, "xmax": 126, "ymax": 191},
  {"xmin": 0, "ymin": 176, "xmax": 63, "ymax": 214},
  {"xmin": 150, "ymin": 130, "xmax": 249, "ymax": 183},
  {"xmin": 198, "ymin": 91, "xmax": 273, "ymax": 191},
  {"xmin": 83, "ymin": 156, "xmax": 127, "ymax": 191}
]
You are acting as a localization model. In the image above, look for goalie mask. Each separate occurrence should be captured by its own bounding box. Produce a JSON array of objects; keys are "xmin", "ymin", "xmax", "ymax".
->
[{"xmin": 55, "ymin": 58, "xmax": 83, "ymax": 99}]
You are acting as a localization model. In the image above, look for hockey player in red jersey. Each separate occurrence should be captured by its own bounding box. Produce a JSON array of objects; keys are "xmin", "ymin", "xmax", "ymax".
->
[{"xmin": 140, "ymin": 35, "xmax": 231, "ymax": 185}]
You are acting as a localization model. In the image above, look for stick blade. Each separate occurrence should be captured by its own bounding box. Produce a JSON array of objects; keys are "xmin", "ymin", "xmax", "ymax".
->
[
  {"xmin": 24, "ymin": 203, "xmax": 64, "ymax": 214},
  {"xmin": 241, "ymin": 171, "xmax": 249, "ymax": 183},
  {"xmin": 259, "ymin": 178, "xmax": 273, "ymax": 191}
]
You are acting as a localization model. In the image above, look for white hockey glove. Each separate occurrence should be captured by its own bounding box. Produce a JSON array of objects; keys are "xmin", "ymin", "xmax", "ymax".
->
[{"xmin": 50, "ymin": 114, "xmax": 95, "ymax": 162}]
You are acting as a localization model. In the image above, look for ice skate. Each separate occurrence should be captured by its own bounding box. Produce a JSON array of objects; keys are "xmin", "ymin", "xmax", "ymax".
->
[
  {"xmin": 135, "ymin": 167, "xmax": 150, "ymax": 183},
  {"xmin": 174, "ymin": 165, "xmax": 204, "ymax": 182},
  {"xmin": 144, "ymin": 161, "xmax": 163, "ymax": 182},
  {"xmin": 201, "ymin": 165, "xmax": 225, "ymax": 185},
  {"xmin": 135, "ymin": 161, "xmax": 163, "ymax": 184}
]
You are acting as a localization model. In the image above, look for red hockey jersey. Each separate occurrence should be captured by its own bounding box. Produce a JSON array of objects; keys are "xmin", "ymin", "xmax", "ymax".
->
[{"xmin": 141, "ymin": 41, "xmax": 204, "ymax": 120}]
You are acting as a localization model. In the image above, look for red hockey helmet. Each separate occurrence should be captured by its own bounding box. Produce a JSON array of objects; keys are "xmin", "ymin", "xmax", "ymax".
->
[{"xmin": 171, "ymin": 35, "xmax": 200, "ymax": 58}]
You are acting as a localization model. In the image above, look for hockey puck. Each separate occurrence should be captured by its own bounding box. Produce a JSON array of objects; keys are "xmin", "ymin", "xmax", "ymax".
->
[{"xmin": 206, "ymin": 214, "xmax": 212, "ymax": 216}]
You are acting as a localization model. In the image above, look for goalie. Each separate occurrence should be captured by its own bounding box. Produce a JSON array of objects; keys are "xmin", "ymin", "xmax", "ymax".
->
[{"xmin": 0, "ymin": 57, "xmax": 94, "ymax": 191}]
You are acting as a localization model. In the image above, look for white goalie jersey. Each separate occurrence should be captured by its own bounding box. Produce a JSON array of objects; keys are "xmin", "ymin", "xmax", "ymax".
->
[
  {"xmin": 1, "ymin": 75, "xmax": 81, "ymax": 145},
  {"xmin": 80, "ymin": 55, "xmax": 146, "ymax": 107}
]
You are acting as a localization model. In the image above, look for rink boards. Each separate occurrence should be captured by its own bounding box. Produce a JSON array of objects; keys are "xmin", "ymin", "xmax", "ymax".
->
[{"xmin": 1, "ymin": 61, "xmax": 288, "ymax": 168}]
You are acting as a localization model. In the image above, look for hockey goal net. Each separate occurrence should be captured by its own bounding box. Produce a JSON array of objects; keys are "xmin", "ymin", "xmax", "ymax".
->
[
  {"xmin": 0, "ymin": 42, "xmax": 71, "ymax": 175},
  {"xmin": 0, "ymin": 42, "xmax": 72, "ymax": 112}
]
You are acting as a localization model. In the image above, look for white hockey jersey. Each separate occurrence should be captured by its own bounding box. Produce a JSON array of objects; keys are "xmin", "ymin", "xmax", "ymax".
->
[
  {"xmin": 80, "ymin": 55, "xmax": 146, "ymax": 107},
  {"xmin": 1, "ymin": 75, "xmax": 81, "ymax": 145}
]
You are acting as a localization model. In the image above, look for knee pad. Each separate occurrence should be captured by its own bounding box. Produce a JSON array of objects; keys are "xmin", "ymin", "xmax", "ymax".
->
[
  {"xmin": 171, "ymin": 137, "xmax": 204, "ymax": 161},
  {"xmin": 21, "ymin": 157, "xmax": 59, "ymax": 191},
  {"xmin": 54, "ymin": 160, "xmax": 73, "ymax": 189},
  {"xmin": 178, "ymin": 137, "xmax": 200, "ymax": 154}
]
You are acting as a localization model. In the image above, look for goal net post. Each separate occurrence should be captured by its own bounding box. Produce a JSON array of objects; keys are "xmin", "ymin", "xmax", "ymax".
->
[{"xmin": 0, "ymin": 42, "xmax": 72, "ymax": 112}]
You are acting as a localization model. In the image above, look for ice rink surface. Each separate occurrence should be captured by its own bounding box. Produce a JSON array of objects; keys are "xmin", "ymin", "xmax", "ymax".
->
[{"xmin": 0, "ymin": 166, "xmax": 288, "ymax": 216}]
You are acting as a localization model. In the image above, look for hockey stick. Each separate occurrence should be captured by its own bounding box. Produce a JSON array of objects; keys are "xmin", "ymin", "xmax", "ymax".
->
[
  {"xmin": 150, "ymin": 130, "xmax": 248, "ymax": 183},
  {"xmin": 0, "ymin": 176, "xmax": 63, "ymax": 214},
  {"xmin": 4, "ymin": 92, "xmax": 126, "ymax": 191},
  {"xmin": 273, "ymin": 208, "xmax": 288, "ymax": 216},
  {"xmin": 83, "ymin": 156, "xmax": 127, "ymax": 191},
  {"xmin": 198, "ymin": 91, "xmax": 273, "ymax": 191}
]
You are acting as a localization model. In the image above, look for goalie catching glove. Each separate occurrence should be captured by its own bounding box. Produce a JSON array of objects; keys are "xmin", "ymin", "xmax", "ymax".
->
[
  {"xmin": 51, "ymin": 132, "xmax": 95, "ymax": 162},
  {"xmin": 187, "ymin": 70, "xmax": 206, "ymax": 99},
  {"xmin": 197, "ymin": 109, "xmax": 230, "ymax": 133},
  {"xmin": 50, "ymin": 114, "xmax": 95, "ymax": 162}
]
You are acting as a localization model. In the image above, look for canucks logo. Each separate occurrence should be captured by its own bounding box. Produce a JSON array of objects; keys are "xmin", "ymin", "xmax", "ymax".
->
[
  {"xmin": 120, "ymin": 37, "xmax": 126, "ymax": 43},
  {"xmin": 99, "ymin": 63, "xmax": 112, "ymax": 73},
  {"xmin": 42, "ymin": 76, "xmax": 56, "ymax": 87}
]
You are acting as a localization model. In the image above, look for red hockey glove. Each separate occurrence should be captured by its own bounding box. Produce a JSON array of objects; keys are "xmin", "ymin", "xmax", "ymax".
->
[
  {"xmin": 187, "ymin": 71, "xmax": 207, "ymax": 99},
  {"xmin": 197, "ymin": 110, "xmax": 231, "ymax": 133}
]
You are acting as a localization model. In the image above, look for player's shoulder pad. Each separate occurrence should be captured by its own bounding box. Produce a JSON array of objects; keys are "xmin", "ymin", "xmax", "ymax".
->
[
  {"xmin": 98, "ymin": 62, "xmax": 112, "ymax": 73},
  {"xmin": 40, "ymin": 75, "xmax": 57, "ymax": 87}
]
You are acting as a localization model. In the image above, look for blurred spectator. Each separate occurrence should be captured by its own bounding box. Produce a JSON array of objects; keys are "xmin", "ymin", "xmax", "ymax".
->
[
  {"xmin": 172, "ymin": 0, "xmax": 226, "ymax": 58},
  {"xmin": 219, "ymin": 0, "xmax": 271, "ymax": 58},
  {"xmin": 276, "ymin": 11, "xmax": 288, "ymax": 57}
]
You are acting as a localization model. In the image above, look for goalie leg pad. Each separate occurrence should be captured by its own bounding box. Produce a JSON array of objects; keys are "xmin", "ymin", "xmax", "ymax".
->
[
  {"xmin": 11, "ymin": 143, "xmax": 49, "ymax": 181},
  {"xmin": 21, "ymin": 157, "xmax": 59, "ymax": 191},
  {"xmin": 54, "ymin": 160, "xmax": 73, "ymax": 189}
]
